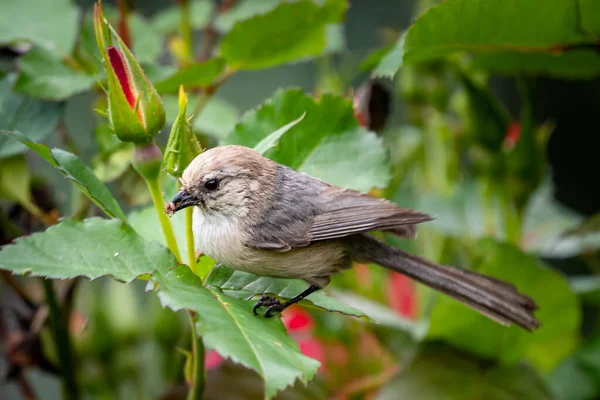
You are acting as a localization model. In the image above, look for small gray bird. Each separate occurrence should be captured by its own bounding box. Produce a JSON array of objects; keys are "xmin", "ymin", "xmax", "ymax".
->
[{"xmin": 167, "ymin": 145, "xmax": 539, "ymax": 331}]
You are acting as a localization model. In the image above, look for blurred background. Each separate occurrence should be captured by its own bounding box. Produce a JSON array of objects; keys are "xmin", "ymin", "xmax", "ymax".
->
[{"xmin": 1, "ymin": 0, "xmax": 600, "ymax": 399}]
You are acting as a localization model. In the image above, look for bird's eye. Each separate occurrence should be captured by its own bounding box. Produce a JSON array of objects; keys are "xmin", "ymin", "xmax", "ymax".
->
[{"xmin": 204, "ymin": 179, "xmax": 219, "ymax": 191}]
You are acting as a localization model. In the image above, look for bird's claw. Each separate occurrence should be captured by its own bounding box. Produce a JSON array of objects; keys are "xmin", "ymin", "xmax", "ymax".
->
[
  {"xmin": 264, "ymin": 303, "xmax": 286, "ymax": 318},
  {"xmin": 253, "ymin": 295, "xmax": 281, "ymax": 316}
]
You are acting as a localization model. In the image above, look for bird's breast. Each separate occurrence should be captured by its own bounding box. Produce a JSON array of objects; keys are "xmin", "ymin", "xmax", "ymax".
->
[
  {"xmin": 192, "ymin": 207, "xmax": 248, "ymax": 267},
  {"xmin": 192, "ymin": 207, "xmax": 350, "ymax": 281}
]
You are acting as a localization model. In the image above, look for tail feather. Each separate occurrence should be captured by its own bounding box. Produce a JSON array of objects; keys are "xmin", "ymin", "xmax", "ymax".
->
[{"xmin": 350, "ymin": 235, "xmax": 540, "ymax": 331}]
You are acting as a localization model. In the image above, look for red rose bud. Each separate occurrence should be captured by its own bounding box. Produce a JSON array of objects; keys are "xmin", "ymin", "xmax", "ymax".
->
[
  {"xmin": 107, "ymin": 46, "xmax": 135, "ymax": 108},
  {"xmin": 93, "ymin": 2, "xmax": 165, "ymax": 143},
  {"xmin": 353, "ymin": 81, "xmax": 391, "ymax": 133}
]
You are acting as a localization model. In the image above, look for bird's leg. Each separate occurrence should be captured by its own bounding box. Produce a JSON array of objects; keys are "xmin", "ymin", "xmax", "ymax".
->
[{"xmin": 255, "ymin": 285, "xmax": 321, "ymax": 318}]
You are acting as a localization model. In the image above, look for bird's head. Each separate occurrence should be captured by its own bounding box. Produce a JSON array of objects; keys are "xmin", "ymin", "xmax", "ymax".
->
[{"xmin": 166, "ymin": 145, "xmax": 277, "ymax": 218}]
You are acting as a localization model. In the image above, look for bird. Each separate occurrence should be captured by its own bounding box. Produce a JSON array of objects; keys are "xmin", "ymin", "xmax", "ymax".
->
[{"xmin": 166, "ymin": 145, "xmax": 540, "ymax": 331}]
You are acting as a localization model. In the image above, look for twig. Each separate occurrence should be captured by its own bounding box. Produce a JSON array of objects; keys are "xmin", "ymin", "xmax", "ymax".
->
[
  {"xmin": 17, "ymin": 372, "xmax": 37, "ymax": 400},
  {"xmin": 335, "ymin": 365, "xmax": 399, "ymax": 398},
  {"xmin": 42, "ymin": 280, "xmax": 80, "ymax": 400},
  {"xmin": 177, "ymin": 0, "xmax": 194, "ymax": 64},
  {"xmin": 197, "ymin": 0, "xmax": 236, "ymax": 62},
  {"xmin": 197, "ymin": 26, "xmax": 217, "ymax": 62},
  {"xmin": 186, "ymin": 312, "xmax": 205, "ymax": 400},
  {"xmin": 117, "ymin": 0, "xmax": 132, "ymax": 48}
]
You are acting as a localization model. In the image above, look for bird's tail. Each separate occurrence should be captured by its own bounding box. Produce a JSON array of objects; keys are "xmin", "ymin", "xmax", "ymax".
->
[{"xmin": 349, "ymin": 234, "xmax": 540, "ymax": 331}]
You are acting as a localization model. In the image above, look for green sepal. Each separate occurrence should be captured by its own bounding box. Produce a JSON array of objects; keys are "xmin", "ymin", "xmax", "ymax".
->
[{"xmin": 162, "ymin": 85, "xmax": 203, "ymax": 178}]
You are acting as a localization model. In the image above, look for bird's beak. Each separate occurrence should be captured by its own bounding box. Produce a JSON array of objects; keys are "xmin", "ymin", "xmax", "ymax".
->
[{"xmin": 168, "ymin": 190, "xmax": 197, "ymax": 213}]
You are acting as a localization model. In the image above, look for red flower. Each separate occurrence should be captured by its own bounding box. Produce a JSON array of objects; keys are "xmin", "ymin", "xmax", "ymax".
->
[
  {"xmin": 283, "ymin": 306, "xmax": 326, "ymax": 367},
  {"xmin": 503, "ymin": 121, "xmax": 521, "ymax": 150},
  {"xmin": 204, "ymin": 350, "xmax": 224, "ymax": 370},
  {"xmin": 386, "ymin": 272, "xmax": 418, "ymax": 319}
]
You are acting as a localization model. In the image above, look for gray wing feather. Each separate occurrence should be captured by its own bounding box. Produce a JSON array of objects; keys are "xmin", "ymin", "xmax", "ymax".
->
[
  {"xmin": 308, "ymin": 186, "xmax": 433, "ymax": 241},
  {"xmin": 245, "ymin": 166, "xmax": 433, "ymax": 251}
]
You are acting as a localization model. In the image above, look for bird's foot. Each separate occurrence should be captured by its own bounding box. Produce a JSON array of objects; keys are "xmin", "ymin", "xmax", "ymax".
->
[{"xmin": 253, "ymin": 295, "xmax": 287, "ymax": 317}]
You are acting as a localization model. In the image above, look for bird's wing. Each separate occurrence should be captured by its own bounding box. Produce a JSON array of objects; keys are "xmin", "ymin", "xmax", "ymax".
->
[
  {"xmin": 244, "ymin": 167, "xmax": 433, "ymax": 251},
  {"xmin": 307, "ymin": 186, "xmax": 433, "ymax": 242}
]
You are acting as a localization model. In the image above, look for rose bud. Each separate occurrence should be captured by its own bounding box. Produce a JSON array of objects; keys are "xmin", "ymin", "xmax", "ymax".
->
[
  {"xmin": 353, "ymin": 81, "xmax": 391, "ymax": 133},
  {"xmin": 93, "ymin": 2, "xmax": 165, "ymax": 143},
  {"xmin": 162, "ymin": 85, "xmax": 203, "ymax": 178}
]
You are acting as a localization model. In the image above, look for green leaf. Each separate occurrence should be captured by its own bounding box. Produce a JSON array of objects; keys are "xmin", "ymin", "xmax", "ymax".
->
[
  {"xmin": 406, "ymin": 181, "xmax": 506, "ymax": 240},
  {"xmin": 214, "ymin": 0, "xmax": 280, "ymax": 33},
  {"xmin": 0, "ymin": 131, "xmax": 127, "ymax": 220},
  {"xmin": 220, "ymin": 0, "xmax": 346, "ymax": 70},
  {"xmin": 204, "ymin": 264, "xmax": 369, "ymax": 320},
  {"xmin": 142, "ymin": 64, "xmax": 178, "ymax": 84},
  {"xmin": 0, "ymin": 0, "xmax": 79, "ymax": 58},
  {"xmin": 566, "ymin": 212, "xmax": 600, "ymax": 236},
  {"xmin": 427, "ymin": 239, "xmax": 581, "ymax": 372},
  {"xmin": 154, "ymin": 59, "xmax": 225, "ymax": 94},
  {"xmin": 457, "ymin": 67, "xmax": 511, "ymax": 151},
  {"xmin": 0, "ymin": 155, "xmax": 31, "ymax": 205},
  {"xmin": 579, "ymin": 0, "xmax": 600, "ymax": 36},
  {"xmin": 128, "ymin": 13, "xmax": 164, "ymax": 65},
  {"xmin": 92, "ymin": 144, "xmax": 134, "ymax": 182},
  {"xmin": 164, "ymin": 95, "xmax": 240, "ymax": 139},
  {"xmin": 193, "ymin": 97, "xmax": 240, "ymax": 139},
  {"xmin": 0, "ymin": 218, "xmax": 177, "ymax": 282},
  {"xmin": 0, "ymin": 130, "xmax": 57, "ymax": 165},
  {"xmin": 330, "ymin": 290, "xmax": 429, "ymax": 339},
  {"xmin": 372, "ymin": 33, "xmax": 405, "ymax": 79},
  {"xmin": 324, "ymin": 24, "xmax": 346, "ymax": 54},
  {"xmin": 152, "ymin": 0, "xmax": 215, "ymax": 34},
  {"xmin": 520, "ymin": 180, "xmax": 600, "ymax": 257},
  {"xmin": 472, "ymin": 50, "xmax": 600, "ymax": 79},
  {"xmin": 129, "ymin": 204, "xmax": 193, "ymax": 266},
  {"xmin": 403, "ymin": 0, "xmax": 593, "ymax": 65},
  {"xmin": 225, "ymin": 88, "xmax": 391, "ymax": 192},
  {"xmin": 377, "ymin": 345, "xmax": 554, "ymax": 400},
  {"xmin": 570, "ymin": 276, "xmax": 600, "ymax": 305},
  {"xmin": 51, "ymin": 149, "xmax": 127, "ymax": 220},
  {"xmin": 153, "ymin": 265, "xmax": 320, "ymax": 399},
  {"xmin": 0, "ymin": 75, "xmax": 62, "ymax": 159},
  {"xmin": 359, "ymin": 45, "xmax": 393, "ymax": 73},
  {"xmin": 547, "ymin": 336, "xmax": 600, "ymax": 400},
  {"xmin": 253, "ymin": 112, "xmax": 305, "ymax": 155},
  {"xmin": 14, "ymin": 47, "xmax": 96, "ymax": 101}
]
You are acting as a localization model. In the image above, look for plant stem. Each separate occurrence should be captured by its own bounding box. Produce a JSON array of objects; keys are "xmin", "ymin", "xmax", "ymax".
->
[
  {"xmin": 187, "ymin": 312, "xmax": 205, "ymax": 400},
  {"xmin": 17, "ymin": 372, "xmax": 36, "ymax": 400},
  {"xmin": 117, "ymin": 0, "xmax": 132, "ymax": 48},
  {"xmin": 500, "ymin": 184, "xmax": 521, "ymax": 244},
  {"xmin": 185, "ymin": 206, "xmax": 197, "ymax": 274},
  {"xmin": 19, "ymin": 198, "xmax": 54, "ymax": 227},
  {"xmin": 147, "ymin": 177, "xmax": 182, "ymax": 262},
  {"xmin": 42, "ymin": 280, "xmax": 80, "ymax": 400}
]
